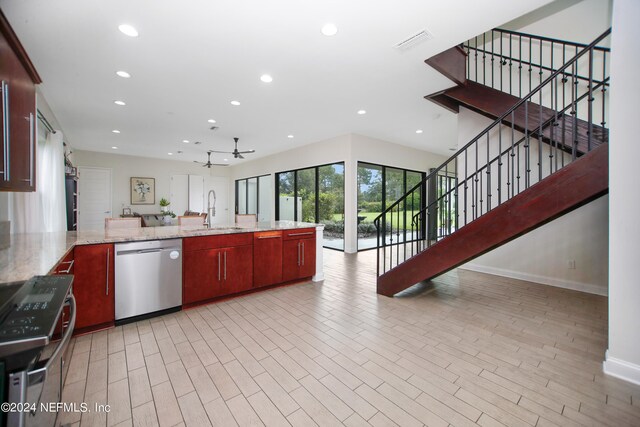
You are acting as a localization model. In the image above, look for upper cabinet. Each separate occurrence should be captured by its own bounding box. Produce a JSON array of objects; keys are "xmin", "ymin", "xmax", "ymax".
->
[{"xmin": 0, "ymin": 10, "xmax": 41, "ymax": 192}]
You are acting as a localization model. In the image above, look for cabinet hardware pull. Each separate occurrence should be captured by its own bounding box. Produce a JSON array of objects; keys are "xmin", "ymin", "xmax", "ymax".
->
[
  {"xmin": 257, "ymin": 235, "xmax": 281, "ymax": 239},
  {"xmin": 58, "ymin": 259, "xmax": 74, "ymax": 274},
  {"xmin": 288, "ymin": 232, "xmax": 314, "ymax": 237},
  {"xmin": 106, "ymin": 247, "xmax": 110, "ymax": 295},
  {"xmin": 218, "ymin": 252, "xmax": 221, "ymax": 281},
  {"xmin": 224, "ymin": 251, "xmax": 227, "ymax": 280},
  {"xmin": 1, "ymin": 81, "xmax": 9, "ymax": 181},
  {"xmin": 28, "ymin": 113, "xmax": 34, "ymax": 186},
  {"xmin": 302, "ymin": 242, "xmax": 305, "ymax": 266}
]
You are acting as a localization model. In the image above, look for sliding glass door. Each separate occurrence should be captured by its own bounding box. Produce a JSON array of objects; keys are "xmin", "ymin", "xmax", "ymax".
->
[
  {"xmin": 275, "ymin": 162, "xmax": 345, "ymax": 250},
  {"xmin": 235, "ymin": 174, "xmax": 271, "ymax": 221},
  {"xmin": 357, "ymin": 162, "xmax": 425, "ymax": 250}
]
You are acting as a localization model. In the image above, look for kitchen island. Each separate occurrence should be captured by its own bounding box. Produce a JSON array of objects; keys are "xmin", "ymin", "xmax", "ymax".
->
[{"xmin": 0, "ymin": 221, "xmax": 324, "ymax": 333}]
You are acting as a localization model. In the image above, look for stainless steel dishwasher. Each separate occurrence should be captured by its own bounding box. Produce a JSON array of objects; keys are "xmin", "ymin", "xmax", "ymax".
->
[{"xmin": 115, "ymin": 239, "xmax": 182, "ymax": 321}]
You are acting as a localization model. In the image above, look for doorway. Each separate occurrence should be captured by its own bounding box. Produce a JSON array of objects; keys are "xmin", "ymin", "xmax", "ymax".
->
[{"xmin": 78, "ymin": 167, "xmax": 112, "ymax": 231}]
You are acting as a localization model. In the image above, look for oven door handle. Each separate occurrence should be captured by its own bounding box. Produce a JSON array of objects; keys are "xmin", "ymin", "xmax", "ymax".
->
[{"xmin": 26, "ymin": 294, "xmax": 76, "ymax": 404}]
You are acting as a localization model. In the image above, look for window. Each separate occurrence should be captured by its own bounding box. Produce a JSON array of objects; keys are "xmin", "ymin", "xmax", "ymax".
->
[
  {"xmin": 275, "ymin": 162, "xmax": 345, "ymax": 250},
  {"xmin": 235, "ymin": 174, "xmax": 271, "ymax": 221},
  {"xmin": 357, "ymin": 162, "xmax": 426, "ymax": 251}
]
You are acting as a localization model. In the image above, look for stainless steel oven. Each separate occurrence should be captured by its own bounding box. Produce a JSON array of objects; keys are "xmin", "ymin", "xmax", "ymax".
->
[{"xmin": 0, "ymin": 276, "xmax": 75, "ymax": 427}]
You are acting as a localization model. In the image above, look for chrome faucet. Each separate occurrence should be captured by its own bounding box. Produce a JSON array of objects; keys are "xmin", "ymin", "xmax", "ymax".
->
[{"xmin": 207, "ymin": 189, "xmax": 216, "ymax": 227}]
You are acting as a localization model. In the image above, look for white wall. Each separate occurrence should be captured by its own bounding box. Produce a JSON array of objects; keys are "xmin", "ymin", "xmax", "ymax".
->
[
  {"xmin": 73, "ymin": 150, "xmax": 231, "ymax": 223},
  {"xmin": 229, "ymin": 133, "xmax": 448, "ymax": 252},
  {"xmin": 603, "ymin": 0, "xmax": 640, "ymax": 386},
  {"xmin": 456, "ymin": 106, "xmax": 608, "ymax": 295}
]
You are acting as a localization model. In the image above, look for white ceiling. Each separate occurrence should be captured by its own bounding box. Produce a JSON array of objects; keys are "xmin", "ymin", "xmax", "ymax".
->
[{"xmin": 1, "ymin": 0, "xmax": 552, "ymax": 165}]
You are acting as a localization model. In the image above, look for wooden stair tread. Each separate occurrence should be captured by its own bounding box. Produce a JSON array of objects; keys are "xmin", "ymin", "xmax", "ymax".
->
[{"xmin": 377, "ymin": 143, "xmax": 608, "ymax": 297}]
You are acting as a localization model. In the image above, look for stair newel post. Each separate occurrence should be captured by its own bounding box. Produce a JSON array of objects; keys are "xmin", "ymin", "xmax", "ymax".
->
[
  {"xmin": 571, "ymin": 46, "xmax": 579, "ymax": 162},
  {"xmin": 482, "ymin": 32, "xmax": 486, "ymax": 86},
  {"xmin": 375, "ymin": 216, "xmax": 380, "ymax": 276},
  {"xmin": 524, "ymin": 100, "xmax": 530, "ymax": 189},
  {"xmin": 497, "ymin": 119, "xmax": 503, "ymax": 206},
  {"xmin": 474, "ymin": 36, "xmax": 478, "ymax": 82},
  {"xmin": 395, "ymin": 205, "xmax": 400, "ymax": 266},
  {"xmin": 510, "ymin": 111, "xmax": 516, "ymax": 198},
  {"xmin": 500, "ymin": 33, "xmax": 504, "ymax": 92},
  {"xmin": 463, "ymin": 149, "xmax": 468, "ymax": 226},
  {"xmin": 601, "ymin": 51, "xmax": 607, "ymax": 129},
  {"xmin": 509, "ymin": 34, "xmax": 513, "ymax": 95},
  {"xmin": 587, "ymin": 47, "xmax": 594, "ymax": 152},
  {"xmin": 486, "ymin": 132, "xmax": 491, "ymax": 212},
  {"xmin": 518, "ymin": 35, "xmax": 523, "ymax": 97},
  {"xmin": 491, "ymin": 30, "xmax": 495, "ymax": 89}
]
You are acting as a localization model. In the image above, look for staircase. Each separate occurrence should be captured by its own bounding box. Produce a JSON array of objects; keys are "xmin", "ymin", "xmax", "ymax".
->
[{"xmin": 375, "ymin": 28, "xmax": 611, "ymax": 297}]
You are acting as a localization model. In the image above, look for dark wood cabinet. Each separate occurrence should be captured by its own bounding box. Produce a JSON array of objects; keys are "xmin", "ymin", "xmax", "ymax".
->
[
  {"xmin": 0, "ymin": 11, "xmax": 41, "ymax": 192},
  {"xmin": 282, "ymin": 229, "xmax": 316, "ymax": 282},
  {"xmin": 73, "ymin": 244, "xmax": 115, "ymax": 330},
  {"xmin": 183, "ymin": 234, "xmax": 253, "ymax": 305},
  {"xmin": 253, "ymin": 231, "xmax": 283, "ymax": 288}
]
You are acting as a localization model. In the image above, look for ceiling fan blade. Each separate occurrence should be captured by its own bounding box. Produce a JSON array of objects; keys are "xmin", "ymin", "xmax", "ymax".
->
[
  {"xmin": 210, "ymin": 150, "xmax": 232, "ymax": 154},
  {"xmin": 212, "ymin": 164, "xmax": 229, "ymax": 167},
  {"xmin": 237, "ymin": 153, "xmax": 244, "ymax": 159},
  {"xmin": 238, "ymin": 150, "xmax": 255, "ymax": 154}
]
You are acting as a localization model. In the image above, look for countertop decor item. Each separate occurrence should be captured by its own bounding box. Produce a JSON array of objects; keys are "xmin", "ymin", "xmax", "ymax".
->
[
  {"xmin": 131, "ymin": 177, "xmax": 155, "ymax": 205},
  {"xmin": 159, "ymin": 197, "xmax": 170, "ymax": 212}
]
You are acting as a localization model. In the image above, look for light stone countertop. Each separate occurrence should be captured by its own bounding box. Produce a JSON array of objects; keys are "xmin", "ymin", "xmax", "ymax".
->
[{"xmin": 0, "ymin": 221, "xmax": 321, "ymax": 284}]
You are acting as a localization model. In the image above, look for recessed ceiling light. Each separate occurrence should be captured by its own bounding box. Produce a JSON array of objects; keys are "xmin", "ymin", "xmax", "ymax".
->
[
  {"xmin": 112, "ymin": 129, "xmax": 121, "ymax": 134},
  {"xmin": 357, "ymin": 110, "xmax": 366, "ymax": 115},
  {"xmin": 260, "ymin": 74, "xmax": 273, "ymax": 83},
  {"xmin": 167, "ymin": 152, "xmax": 173, "ymax": 156},
  {"xmin": 224, "ymin": 158, "xmax": 229, "ymax": 162},
  {"xmin": 116, "ymin": 70, "xmax": 131, "ymax": 78},
  {"xmin": 111, "ymin": 146, "xmax": 118, "ymax": 150},
  {"xmin": 207, "ymin": 119, "xmax": 216, "ymax": 124},
  {"xmin": 287, "ymin": 135, "xmax": 294, "ymax": 139},
  {"xmin": 416, "ymin": 129, "xmax": 423, "ymax": 134},
  {"xmin": 182, "ymin": 139, "xmax": 189, "ymax": 143},
  {"xmin": 230, "ymin": 100, "xmax": 241, "ymax": 106},
  {"xmin": 321, "ymin": 23, "xmax": 338, "ymax": 36},
  {"xmin": 118, "ymin": 24, "xmax": 139, "ymax": 37},
  {"xmin": 114, "ymin": 100, "xmax": 126, "ymax": 106}
]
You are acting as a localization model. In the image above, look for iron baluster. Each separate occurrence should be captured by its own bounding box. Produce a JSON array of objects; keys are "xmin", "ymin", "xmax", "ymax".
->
[
  {"xmin": 588, "ymin": 48, "xmax": 594, "ymax": 152},
  {"xmin": 486, "ymin": 132, "xmax": 491, "ymax": 211},
  {"xmin": 519, "ymin": 35, "xmax": 522, "ymax": 97}
]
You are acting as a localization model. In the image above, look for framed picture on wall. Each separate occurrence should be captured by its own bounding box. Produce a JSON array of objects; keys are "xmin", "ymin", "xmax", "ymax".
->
[{"xmin": 131, "ymin": 177, "xmax": 155, "ymax": 205}]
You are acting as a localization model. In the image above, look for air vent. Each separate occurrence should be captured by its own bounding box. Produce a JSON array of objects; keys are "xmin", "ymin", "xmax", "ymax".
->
[
  {"xmin": 395, "ymin": 28, "xmax": 433, "ymax": 50},
  {"xmin": 194, "ymin": 141, "xmax": 202, "ymax": 145},
  {"xmin": 210, "ymin": 126, "xmax": 219, "ymax": 131}
]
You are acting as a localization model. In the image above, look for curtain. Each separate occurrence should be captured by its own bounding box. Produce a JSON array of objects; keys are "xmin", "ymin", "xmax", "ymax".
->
[{"xmin": 9, "ymin": 130, "xmax": 67, "ymax": 233}]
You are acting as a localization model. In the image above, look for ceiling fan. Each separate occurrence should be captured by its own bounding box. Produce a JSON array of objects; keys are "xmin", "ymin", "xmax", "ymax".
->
[
  {"xmin": 211, "ymin": 137, "xmax": 255, "ymax": 159},
  {"xmin": 193, "ymin": 150, "xmax": 228, "ymax": 168}
]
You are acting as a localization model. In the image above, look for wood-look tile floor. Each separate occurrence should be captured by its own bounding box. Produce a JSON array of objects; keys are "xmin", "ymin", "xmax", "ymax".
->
[{"xmin": 61, "ymin": 249, "xmax": 640, "ymax": 427}]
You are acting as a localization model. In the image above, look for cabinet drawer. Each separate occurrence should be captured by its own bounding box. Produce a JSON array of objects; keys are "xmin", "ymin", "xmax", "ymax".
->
[
  {"xmin": 283, "ymin": 228, "xmax": 315, "ymax": 241},
  {"xmin": 184, "ymin": 233, "xmax": 253, "ymax": 251},
  {"xmin": 254, "ymin": 230, "xmax": 282, "ymax": 241}
]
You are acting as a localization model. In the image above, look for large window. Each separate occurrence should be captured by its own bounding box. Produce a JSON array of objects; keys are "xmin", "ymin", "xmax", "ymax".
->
[
  {"xmin": 235, "ymin": 174, "xmax": 271, "ymax": 221},
  {"xmin": 357, "ymin": 162, "xmax": 426, "ymax": 250},
  {"xmin": 276, "ymin": 162, "xmax": 345, "ymax": 250}
]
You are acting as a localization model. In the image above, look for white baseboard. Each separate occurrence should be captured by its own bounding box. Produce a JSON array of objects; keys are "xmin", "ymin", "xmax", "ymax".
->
[
  {"xmin": 603, "ymin": 351, "xmax": 640, "ymax": 386},
  {"xmin": 461, "ymin": 263, "xmax": 608, "ymax": 296}
]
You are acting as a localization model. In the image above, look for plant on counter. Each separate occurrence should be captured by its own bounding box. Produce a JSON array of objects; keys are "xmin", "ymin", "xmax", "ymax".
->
[{"xmin": 159, "ymin": 197, "xmax": 170, "ymax": 212}]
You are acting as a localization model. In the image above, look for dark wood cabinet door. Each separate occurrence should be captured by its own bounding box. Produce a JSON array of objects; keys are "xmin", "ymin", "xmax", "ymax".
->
[
  {"xmin": 73, "ymin": 244, "xmax": 114, "ymax": 330},
  {"xmin": 0, "ymin": 26, "xmax": 36, "ymax": 192},
  {"xmin": 253, "ymin": 232, "xmax": 282, "ymax": 287},
  {"xmin": 299, "ymin": 238, "xmax": 316, "ymax": 279},
  {"xmin": 183, "ymin": 248, "xmax": 222, "ymax": 304},
  {"xmin": 282, "ymin": 240, "xmax": 301, "ymax": 282},
  {"xmin": 222, "ymin": 245, "xmax": 253, "ymax": 295}
]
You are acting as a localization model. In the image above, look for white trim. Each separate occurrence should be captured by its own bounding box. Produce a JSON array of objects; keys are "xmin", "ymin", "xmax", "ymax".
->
[
  {"xmin": 312, "ymin": 225, "xmax": 325, "ymax": 282},
  {"xmin": 461, "ymin": 263, "xmax": 608, "ymax": 296},
  {"xmin": 603, "ymin": 351, "xmax": 640, "ymax": 386}
]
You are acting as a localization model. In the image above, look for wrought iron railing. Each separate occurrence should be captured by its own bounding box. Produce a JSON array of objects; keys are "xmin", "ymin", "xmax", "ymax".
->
[{"xmin": 374, "ymin": 28, "xmax": 611, "ymax": 278}]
